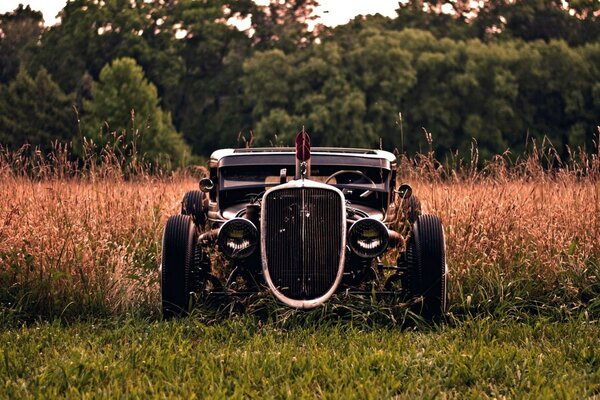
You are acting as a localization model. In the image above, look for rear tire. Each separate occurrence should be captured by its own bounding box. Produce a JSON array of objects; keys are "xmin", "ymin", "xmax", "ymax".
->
[
  {"xmin": 161, "ymin": 215, "xmax": 197, "ymax": 318},
  {"xmin": 405, "ymin": 214, "xmax": 447, "ymax": 318},
  {"xmin": 181, "ymin": 190, "xmax": 206, "ymax": 226}
]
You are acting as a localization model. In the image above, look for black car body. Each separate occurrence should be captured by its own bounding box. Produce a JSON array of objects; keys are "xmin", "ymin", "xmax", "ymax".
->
[{"xmin": 161, "ymin": 132, "xmax": 447, "ymax": 317}]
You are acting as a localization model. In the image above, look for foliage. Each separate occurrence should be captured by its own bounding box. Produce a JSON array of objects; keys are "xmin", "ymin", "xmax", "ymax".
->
[
  {"xmin": 0, "ymin": 68, "xmax": 74, "ymax": 152},
  {"xmin": 82, "ymin": 57, "xmax": 190, "ymax": 167},
  {"xmin": 393, "ymin": 0, "xmax": 600, "ymax": 45},
  {"xmin": 242, "ymin": 29, "xmax": 420, "ymax": 149},
  {"xmin": 245, "ymin": 28, "xmax": 600, "ymax": 155},
  {"xmin": 27, "ymin": 0, "xmax": 184, "ymax": 97},
  {"xmin": 0, "ymin": 1, "xmax": 599, "ymax": 160},
  {"xmin": 167, "ymin": 0, "xmax": 253, "ymax": 154},
  {"xmin": 250, "ymin": 0, "xmax": 322, "ymax": 53},
  {"xmin": 0, "ymin": 5, "xmax": 43, "ymax": 84}
]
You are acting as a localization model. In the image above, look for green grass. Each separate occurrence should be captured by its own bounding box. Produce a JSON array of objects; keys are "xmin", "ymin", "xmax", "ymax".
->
[{"xmin": 1, "ymin": 316, "xmax": 599, "ymax": 398}]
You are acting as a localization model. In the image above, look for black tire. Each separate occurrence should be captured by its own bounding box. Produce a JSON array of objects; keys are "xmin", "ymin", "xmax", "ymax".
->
[
  {"xmin": 406, "ymin": 214, "xmax": 447, "ymax": 318},
  {"xmin": 161, "ymin": 215, "xmax": 197, "ymax": 318},
  {"xmin": 181, "ymin": 190, "xmax": 206, "ymax": 226},
  {"xmin": 402, "ymin": 195, "xmax": 422, "ymax": 225}
]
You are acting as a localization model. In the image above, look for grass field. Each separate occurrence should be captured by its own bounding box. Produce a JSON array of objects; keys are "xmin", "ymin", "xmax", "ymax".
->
[
  {"xmin": 1, "ymin": 317, "xmax": 600, "ymax": 398},
  {"xmin": 0, "ymin": 142, "xmax": 599, "ymax": 397}
]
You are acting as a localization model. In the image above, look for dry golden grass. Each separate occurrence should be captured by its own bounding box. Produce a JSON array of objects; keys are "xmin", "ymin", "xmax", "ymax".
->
[
  {"xmin": 0, "ymin": 175, "xmax": 197, "ymax": 318},
  {"xmin": 0, "ymin": 139, "xmax": 599, "ymax": 320},
  {"xmin": 417, "ymin": 179, "xmax": 600, "ymax": 308},
  {"xmin": 400, "ymin": 137, "xmax": 600, "ymax": 313}
]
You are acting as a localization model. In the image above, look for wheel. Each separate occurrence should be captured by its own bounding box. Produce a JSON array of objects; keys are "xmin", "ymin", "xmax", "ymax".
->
[
  {"xmin": 181, "ymin": 190, "xmax": 206, "ymax": 226},
  {"xmin": 161, "ymin": 215, "xmax": 197, "ymax": 318},
  {"xmin": 404, "ymin": 214, "xmax": 447, "ymax": 318},
  {"xmin": 402, "ymin": 195, "xmax": 422, "ymax": 225}
]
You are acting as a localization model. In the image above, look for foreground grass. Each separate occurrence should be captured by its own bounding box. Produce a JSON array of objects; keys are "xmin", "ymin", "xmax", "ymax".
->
[{"xmin": 1, "ymin": 316, "xmax": 599, "ymax": 398}]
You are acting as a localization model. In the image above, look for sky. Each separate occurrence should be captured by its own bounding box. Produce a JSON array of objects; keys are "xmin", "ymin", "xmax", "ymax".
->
[{"xmin": 0, "ymin": 0, "xmax": 400, "ymax": 27}]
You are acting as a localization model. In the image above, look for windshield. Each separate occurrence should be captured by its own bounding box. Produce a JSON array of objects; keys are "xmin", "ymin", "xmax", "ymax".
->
[{"xmin": 220, "ymin": 165, "xmax": 389, "ymax": 192}]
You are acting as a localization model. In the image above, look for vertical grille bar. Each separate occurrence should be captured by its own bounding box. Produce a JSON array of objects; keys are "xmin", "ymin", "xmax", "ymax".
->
[{"xmin": 263, "ymin": 187, "xmax": 344, "ymax": 300}]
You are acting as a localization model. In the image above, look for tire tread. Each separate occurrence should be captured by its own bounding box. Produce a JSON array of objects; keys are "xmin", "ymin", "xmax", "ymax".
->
[
  {"xmin": 161, "ymin": 215, "xmax": 196, "ymax": 318},
  {"xmin": 411, "ymin": 214, "xmax": 447, "ymax": 317}
]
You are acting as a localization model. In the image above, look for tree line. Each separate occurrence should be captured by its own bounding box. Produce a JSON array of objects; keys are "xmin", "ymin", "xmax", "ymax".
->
[{"xmin": 0, "ymin": 0, "xmax": 598, "ymax": 165}]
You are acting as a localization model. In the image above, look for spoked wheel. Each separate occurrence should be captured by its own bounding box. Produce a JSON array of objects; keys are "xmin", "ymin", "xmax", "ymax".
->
[
  {"xmin": 181, "ymin": 190, "xmax": 206, "ymax": 226},
  {"xmin": 403, "ymin": 214, "xmax": 447, "ymax": 318},
  {"xmin": 161, "ymin": 215, "xmax": 198, "ymax": 318}
]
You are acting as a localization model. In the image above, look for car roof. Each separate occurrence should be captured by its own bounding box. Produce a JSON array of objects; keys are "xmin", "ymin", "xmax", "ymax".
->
[{"xmin": 210, "ymin": 147, "xmax": 397, "ymax": 169}]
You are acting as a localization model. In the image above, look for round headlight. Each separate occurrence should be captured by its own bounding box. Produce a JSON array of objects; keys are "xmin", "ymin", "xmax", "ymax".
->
[
  {"xmin": 348, "ymin": 218, "xmax": 389, "ymax": 258},
  {"xmin": 217, "ymin": 218, "xmax": 259, "ymax": 259}
]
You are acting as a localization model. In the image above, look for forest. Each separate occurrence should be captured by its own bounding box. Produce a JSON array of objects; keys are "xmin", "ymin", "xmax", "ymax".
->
[{"xmin": 0, "ymin": 0, "xmax": 599, "ymax": 164}]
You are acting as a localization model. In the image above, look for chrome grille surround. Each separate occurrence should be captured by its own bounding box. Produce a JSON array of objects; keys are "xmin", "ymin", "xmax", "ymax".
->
[{"xmin": 261, "ymin": 180, "xmax": 346, "ymax": 309}]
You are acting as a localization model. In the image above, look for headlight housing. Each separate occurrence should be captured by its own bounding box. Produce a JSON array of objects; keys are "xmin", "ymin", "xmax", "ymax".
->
[
  {"xmin": 217, "ymin": 218, "xmax": 259, "ymax": 259},
  {"xmin": 348, "ymin": 218, "xmax": 389, "ymax": 258}
]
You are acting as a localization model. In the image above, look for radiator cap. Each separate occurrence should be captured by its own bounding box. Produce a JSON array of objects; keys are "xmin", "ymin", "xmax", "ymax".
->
[{"xmin": 295, "ymin": 128, "xmax": 311, "ymax": 161}]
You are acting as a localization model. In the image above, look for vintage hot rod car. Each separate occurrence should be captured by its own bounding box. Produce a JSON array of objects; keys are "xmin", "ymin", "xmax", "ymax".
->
[{"xmin": 161, "ymin": 131, "xmax": 447, "ymax": 318}]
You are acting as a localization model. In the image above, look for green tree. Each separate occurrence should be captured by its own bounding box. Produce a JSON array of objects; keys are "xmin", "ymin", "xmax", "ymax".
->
[
  {"xmin": 475, "ymin": 0, "xmax": 600, "ymax": 45},
  {"xmin": 9, "ymin": 0, "xmax": 598, "ymax": 161},
  {"xmin": 527, "ymin": 40, "xmax": 594, "ymax": 149},
  {"xmin": 0, "ymin": 68, "xmax": 75, "ymax": 151},
  {"xmin": 0, "ymin": 5, "xmax": 43, "ymax": 83},
  {"xmin": 250, "ymin": 0, "xmax": 321, "ymax": 53},
  {"xmin": 343, "ymin": 29, "xmax": 418, "ymax": 149},
  {"xmin": 392, "ymin": 0, "xmax": 475, "ymax": 40},
  {"xmin": 243, "ymin": 29, "xmax": 418, "ymax": 149},
  {"xmin": 83, "ymin": 58, "xmax": 190, "ymax": 166},
  {"xmin": 393, "ymin": 0, "xmax": 600, "ymax": 45},
  {"xmin": 242, "ymin": 46, "xmax": 369, "ymax": 147},
  {"xmin": 27, "ymin": 0, "xmax": 257, "ymax": 157},
  {"xmin": 167, "ymin": 0, "xmax": 254, "ymax": 155},
  {"xmin": 28, "ymin": 0, "xmax": 184, "ymax": 99}
]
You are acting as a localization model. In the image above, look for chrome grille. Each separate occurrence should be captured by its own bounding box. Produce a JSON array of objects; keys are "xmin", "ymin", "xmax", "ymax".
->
[{"xmin": 263, "ymin": 187, "xmax": 344, "ymax": 300}]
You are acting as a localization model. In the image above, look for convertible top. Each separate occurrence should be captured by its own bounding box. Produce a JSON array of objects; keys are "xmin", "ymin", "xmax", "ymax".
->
[{"xmin": 210, "ymin": 147, "xmax": 397, "ymax": 170}]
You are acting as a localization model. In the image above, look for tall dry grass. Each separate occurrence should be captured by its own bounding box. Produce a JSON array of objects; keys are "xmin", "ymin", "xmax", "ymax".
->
[
  {"xmin": 0, "ymin": 136, "xmax": 599, "ymax": 321},
  {"xmin": 0, "ymin": 143, "xmax": 198, "ymax": 320},
  {"xmin": 400, "ymin": 134, "xmax": 600, "ymax": 316}
]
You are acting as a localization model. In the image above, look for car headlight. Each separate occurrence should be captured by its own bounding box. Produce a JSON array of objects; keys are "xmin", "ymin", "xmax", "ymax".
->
[
  {"xmin": 348, "ymin": 218, "xmax": 389, "ymax": 258},
  {"xmin": 217, "ymin": 218, "xmax": 259, "ymax": 259}
]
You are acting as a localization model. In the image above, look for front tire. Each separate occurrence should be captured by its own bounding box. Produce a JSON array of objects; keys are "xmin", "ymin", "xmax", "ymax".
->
[
  {"xmin": 181, "ymin": 190, "xmax": 206, "ymax": 226},
  {"xmin": 405, "ymin": 215, "xmax": 447, "ymax": 318},
  {"xmin": 161, "ymin": 215, "xmax": 197, "ymax": 318}
]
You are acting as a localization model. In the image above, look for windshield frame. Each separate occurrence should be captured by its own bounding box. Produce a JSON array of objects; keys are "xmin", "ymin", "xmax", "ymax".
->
[{"xmin": 219, "ymin": 164, "xmax": 389, "ymax": 193}]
